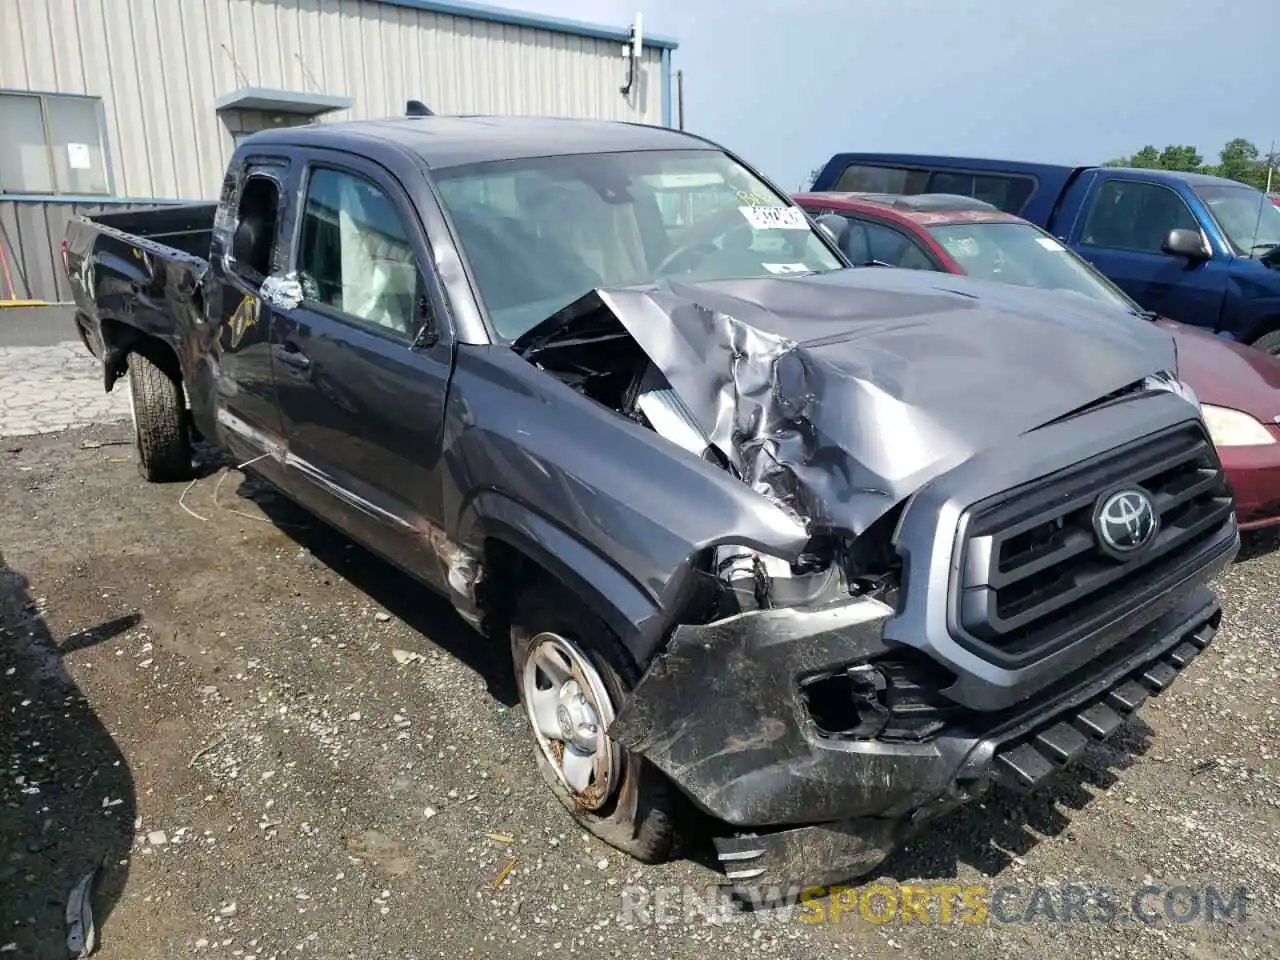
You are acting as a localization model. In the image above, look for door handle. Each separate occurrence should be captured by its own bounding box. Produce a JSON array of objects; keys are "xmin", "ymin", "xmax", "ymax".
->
[{"xmin": 277, "ymin": 341, "xmax": 311, "ymax": 371}]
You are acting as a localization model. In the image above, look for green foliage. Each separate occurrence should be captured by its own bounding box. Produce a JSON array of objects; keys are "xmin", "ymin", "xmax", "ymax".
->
[{"xmin": 1105, "ymin": 138, "xmax": 1276, "ymax": 189}]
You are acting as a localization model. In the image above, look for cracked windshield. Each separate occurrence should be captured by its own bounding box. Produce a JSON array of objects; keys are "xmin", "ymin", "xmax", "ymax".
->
[{"xmin": 434, "ymin": 149, "xmax": 842, "ymax": 340}]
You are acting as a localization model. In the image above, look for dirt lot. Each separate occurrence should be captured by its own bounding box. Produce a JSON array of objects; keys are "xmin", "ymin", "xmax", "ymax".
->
[{"xmin": 3, "ymin": 421, "xmax": 1280, "ymax": 959}]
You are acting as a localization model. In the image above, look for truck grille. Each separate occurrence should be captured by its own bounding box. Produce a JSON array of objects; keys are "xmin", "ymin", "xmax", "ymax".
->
[{"xmin": 954, "ymin": 424, "xmax": 1234, "ymax": 665}]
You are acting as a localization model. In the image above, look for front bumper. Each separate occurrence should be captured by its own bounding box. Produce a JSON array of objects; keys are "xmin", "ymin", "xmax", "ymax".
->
[
  {"xmin": 610, "ymin": 587, "xmax": 1223, "ymax": 884},
  {"xmin": 1219, "ymin": 439, "xmax": 1280, "ymax": 530}
]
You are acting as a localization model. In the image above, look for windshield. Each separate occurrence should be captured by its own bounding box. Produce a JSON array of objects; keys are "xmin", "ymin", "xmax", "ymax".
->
[
  {"xmin": 433, "ymin": 149, "xmax": 844, "ymax": 342},
  {"xmin": 1194, "ymin": 184, "xmax": 1280, "ymax": 257},
  {"xmin": 929, "ymin": 220, "xmax": 1140, "ymax": 311}
]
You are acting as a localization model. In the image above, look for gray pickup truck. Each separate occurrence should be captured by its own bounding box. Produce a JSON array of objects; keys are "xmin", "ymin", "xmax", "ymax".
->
[{"xmin": 63, "ymin": 113, "xmax": 1239, "ymax": 890}]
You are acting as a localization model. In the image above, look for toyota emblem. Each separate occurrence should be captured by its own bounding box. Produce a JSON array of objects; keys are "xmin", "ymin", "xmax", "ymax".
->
[{"xmin": 1094, "ymin": 488, "xmax": 1159, "ymax": 558}]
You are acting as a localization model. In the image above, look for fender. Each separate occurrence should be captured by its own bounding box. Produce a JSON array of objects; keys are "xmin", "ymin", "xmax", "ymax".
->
[{"xmin": 455, "ymin": 490, "xmax": 670, "ymax": 666}]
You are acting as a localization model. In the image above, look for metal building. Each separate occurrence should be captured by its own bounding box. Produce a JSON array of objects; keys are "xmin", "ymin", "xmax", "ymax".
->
[{"xmin": 0, "ymin": 0, "xmax": 678, "ymax": 304}]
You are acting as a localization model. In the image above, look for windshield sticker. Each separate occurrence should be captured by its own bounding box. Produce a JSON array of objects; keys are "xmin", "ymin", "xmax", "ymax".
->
[
  {"xmin": 739, "ymin": 205, "xmax": 809, "ymax": 231},
  {"xmin": 763, "ymin": 263, "xmax": 811, "ymax": 275},
  {"xmin": 735, "ymin": 188, "xmax": 774, "ymax": 206},
  {"xmin": 1035, "ymin": 236, "xmax": 1066, "ymax": 251},
  {"xmin": 641, "ymin": 172, "xmax": 725, "ymax": 189}
]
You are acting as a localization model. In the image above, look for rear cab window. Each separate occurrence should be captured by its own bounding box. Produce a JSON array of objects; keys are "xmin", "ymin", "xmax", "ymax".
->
[
  {"xmin": 833, "ymin": 163, "xmax": 1035, "ymax": 214},
  {"xmin": 219, "ymin": 156, "xmax": 290, "ymax": 286}
]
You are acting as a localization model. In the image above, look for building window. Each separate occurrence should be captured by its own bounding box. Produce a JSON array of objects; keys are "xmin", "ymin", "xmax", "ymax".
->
[{"xmin": 0, "ymin": 91, "xmax": 111, "ymax": 196}]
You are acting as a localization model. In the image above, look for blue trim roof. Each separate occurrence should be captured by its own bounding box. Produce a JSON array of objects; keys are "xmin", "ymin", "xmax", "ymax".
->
[
  {"xmin": 214, "ymin": 86, "xmax": 354, "ymax": 115},
  {"xmin": 382, "ymin": 0, "xmax": 678, "ymax": 49}
]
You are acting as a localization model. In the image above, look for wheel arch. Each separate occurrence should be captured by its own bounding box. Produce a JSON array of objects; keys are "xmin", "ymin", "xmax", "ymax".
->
[
  {"xmin": 99, "ymin": 318, "xmax": 184, "ymax": 397},
  {"xmin": 460, "ymin": 491, "xmax": 669, "ymax": 669}
]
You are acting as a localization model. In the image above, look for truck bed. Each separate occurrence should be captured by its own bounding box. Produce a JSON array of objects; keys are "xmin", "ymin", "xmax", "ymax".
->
[
  {"xmin": 63, "ymin": 203, "xmax": 216, "ymax": 378},
  {"xmin": 88, "ymin": 202, "xmax": 218, "ymax": 260}
]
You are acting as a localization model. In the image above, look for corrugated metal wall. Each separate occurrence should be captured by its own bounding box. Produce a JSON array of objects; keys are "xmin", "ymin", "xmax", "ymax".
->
[
  {"xmin": 1, "ymin": 0, "xmax": 668, "ymax": 301},
  {"xmin": 0, "ymin": 199, "xmax": 162, "ymax": 303},
  {"xmin": 1, "ymin": 0, "xmax": 665, "ymax": 201}
]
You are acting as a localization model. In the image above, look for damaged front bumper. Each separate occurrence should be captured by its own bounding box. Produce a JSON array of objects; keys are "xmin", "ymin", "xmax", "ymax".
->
[{"xmin": 608, "ymin": 587, "xmax": 1223, "ymax": 887}]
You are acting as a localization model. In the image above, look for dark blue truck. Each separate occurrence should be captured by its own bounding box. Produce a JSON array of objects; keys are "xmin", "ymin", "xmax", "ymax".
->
[{"xmin": 811, "ymin": 154, "xmax": 1280, "ymax": 354}]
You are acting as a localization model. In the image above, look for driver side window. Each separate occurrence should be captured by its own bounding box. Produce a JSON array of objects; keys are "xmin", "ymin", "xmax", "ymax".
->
[
  {"xmin": 1080, "ymin": 180, "xmax": 1200, "ymax": 254},
  {"xmin": 295, "ymin": 167, "xmax": 426, "ymax": 340}
]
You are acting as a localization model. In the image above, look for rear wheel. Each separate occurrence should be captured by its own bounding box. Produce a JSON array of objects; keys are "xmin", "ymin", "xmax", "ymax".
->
[
  {"xmin": 510, "ymin": 586, "xmax": 683, "ymax": 863},
  {"xmin": 1250, "ymin": 328, "xmax": 1280, "ymax": 357},
  {"xmin": 126, "ymin": 351, "xmax": 192, "ymax": 482}
]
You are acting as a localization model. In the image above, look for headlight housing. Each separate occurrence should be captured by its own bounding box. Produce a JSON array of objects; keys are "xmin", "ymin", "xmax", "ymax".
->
[
  {"xmin": 1200, "ymin": 404, "xmax": 1277, "ymax": 447},
  {"xmin": 1144, "ymin": 370, "xmax": 1200, "ymax": 409},
  {"xmin": 712, "ymin": 544, "xmax": 844, "ymax": 610}
]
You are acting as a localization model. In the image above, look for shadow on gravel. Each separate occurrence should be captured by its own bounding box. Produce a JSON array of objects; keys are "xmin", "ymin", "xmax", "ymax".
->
[
  {"xmin": 228, "ymin": 471, "xmax": 519, "ymax": 706},
  {"xmin": 879, "ymin": 719, "xmax": 1154, "ymax": 882},
  {"xmin": 1236, "ymin": 528, "xmax": 1280, "ymax": 563},
  {"xmin": 0, "ymin": 553, "xmax": 139, "ymax": 959}
]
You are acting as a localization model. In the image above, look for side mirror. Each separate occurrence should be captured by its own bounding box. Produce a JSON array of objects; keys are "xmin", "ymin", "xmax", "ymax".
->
[
  {"xmin": 815, "ymin": 213, "xmax": 850, "ymax": 244},
  {"xmin": 1162, "ymin": 228, "xmax": 1209, "ymax": 262}
]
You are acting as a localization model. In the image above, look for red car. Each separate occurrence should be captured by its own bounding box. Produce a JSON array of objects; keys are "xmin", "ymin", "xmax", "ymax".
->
[{"xmin": 795, "ymin": 191, "xmax": 1280, "ymax": 530}]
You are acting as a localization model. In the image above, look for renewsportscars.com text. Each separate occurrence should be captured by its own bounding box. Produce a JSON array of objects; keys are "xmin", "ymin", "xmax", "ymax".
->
[{"xmin": 616, "ymin": 883, "xmax": 1250, "ymax": 927}]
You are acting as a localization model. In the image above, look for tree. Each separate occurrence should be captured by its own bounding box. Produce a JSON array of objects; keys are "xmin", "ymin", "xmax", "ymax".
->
[
  {"xmin": 1157, "ymin": 145, "xmax": 1203, "ymax": 172},
  {"xmin": 1213, "ymin": 138, "xmax": 1266, "ymax": 189},
  {"xmin": 1106, "ymin": 145, "xmax": 1162, "ymax": 169},
  {"xmin": 804, "ymin": 166, "xmax": 823, "ymax": 190},
  {"xmin": 1104, "ymin": 144, "xmax": 1201, "ymax": 171},
  {"xmin": 1104, "ymin": 138, "xmax": 1277, "ymax": 189}
]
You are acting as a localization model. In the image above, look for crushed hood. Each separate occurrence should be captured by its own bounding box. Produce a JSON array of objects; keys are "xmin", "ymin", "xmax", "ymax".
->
[{"xmin": 516, "ymin": 267, "xmax": 1179, "ymax": 537}]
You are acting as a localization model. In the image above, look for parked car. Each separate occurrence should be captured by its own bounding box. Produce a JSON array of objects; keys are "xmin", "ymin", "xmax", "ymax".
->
[
  {"xmin": 794, "ymin": 191, "xmax": 1280, "ymax": 531},
  {"xmin": 810, "ymin": 154, "xmax": 1280, "ymax": 355},
  {"xmin": 63, "ymin": 114, "xmax": 1239, "ymax": 890}
]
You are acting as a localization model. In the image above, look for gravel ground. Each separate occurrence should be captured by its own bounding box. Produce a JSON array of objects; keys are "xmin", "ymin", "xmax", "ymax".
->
[{"xmin": 2, "ymin": 421, "xmax": 1279, "ymax": 959}]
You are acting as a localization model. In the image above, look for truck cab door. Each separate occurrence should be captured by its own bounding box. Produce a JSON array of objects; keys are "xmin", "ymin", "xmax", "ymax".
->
[
  {"xmin": 266, "ymin": 150, "xmax": 456, "ymax": 592},
  {"xmin": 203, "ymin": 155, "xmax": 295, "ymax": 471},
  {"xmin": 1070, "ymin": 175, "xmax": 1228, "ymax": 330}
]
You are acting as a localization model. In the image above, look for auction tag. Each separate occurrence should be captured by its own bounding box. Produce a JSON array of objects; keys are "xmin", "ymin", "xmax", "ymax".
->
[
  {"xmin": 1035, "ymin": 236, "xmax": 1065, "ymax": 250},
  {"xmin": 763, "ymin": 262, "xmax": 810, "ymax": 275},
  {"xmin": 739, "ymin": 205, "xmax": 809, "ymax": 231}
]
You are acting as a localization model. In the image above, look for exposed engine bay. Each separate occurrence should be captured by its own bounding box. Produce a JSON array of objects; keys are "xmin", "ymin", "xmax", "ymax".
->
[{"xmin": 512, "ymin": 270, "xmax": 1182, "ymax": 617}]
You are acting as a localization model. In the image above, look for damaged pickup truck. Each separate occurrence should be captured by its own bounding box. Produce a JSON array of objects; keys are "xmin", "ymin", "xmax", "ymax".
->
[{"xmin": 63, "ymin": 114, "xmax": 1240, "ymax": 889}]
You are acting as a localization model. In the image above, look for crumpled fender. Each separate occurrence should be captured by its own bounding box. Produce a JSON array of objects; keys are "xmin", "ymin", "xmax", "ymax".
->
[{"xmin": 608, "ymin": 597, "xmax": 912, "ymax": 826}]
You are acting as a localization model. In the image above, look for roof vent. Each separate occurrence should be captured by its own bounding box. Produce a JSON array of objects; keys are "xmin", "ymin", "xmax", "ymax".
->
[{"xmin": 405, "ymin": 99, "xmax": 434, "ymax": 117}]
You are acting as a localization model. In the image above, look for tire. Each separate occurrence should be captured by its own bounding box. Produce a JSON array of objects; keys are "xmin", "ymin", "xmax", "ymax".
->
[
  {"xmin": 126, "ymin": 351, "xmax": 192, "ymax": 482},
  {"xmin": 1250, "ymin": 328, "xmax": 1280, "ymax": 357},
  {"xmin": 510, "ymin": 586, "xmax": 683, "ymax": 863}
]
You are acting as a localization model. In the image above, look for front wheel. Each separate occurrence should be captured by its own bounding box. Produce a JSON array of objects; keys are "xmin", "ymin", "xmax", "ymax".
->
[
  {"xmin": 511, "ymin": 586, "xmax": 683, "ymax": 863},
  {"xmin": 1250, "ymin": 328, "xmax": 1280, "ymax": 357},
  {"xmin": 126, "ymin": 351, "xmax": 192, "ymax": 482}
]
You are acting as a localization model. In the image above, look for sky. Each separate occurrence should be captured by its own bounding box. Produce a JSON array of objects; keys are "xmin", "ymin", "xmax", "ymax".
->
[{"xmin": 518, "ymin": 0, "xmax": 1277, "ymax": 190}]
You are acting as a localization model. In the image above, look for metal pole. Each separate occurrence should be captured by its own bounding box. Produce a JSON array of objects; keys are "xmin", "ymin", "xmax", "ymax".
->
[
  {"xmin": 676, "ymin": 70, "xmax": 684, "ymax": 130},
  {"xmin": 1247, "ymin": 140, "xmax": 1274, "ymax": 254}
]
